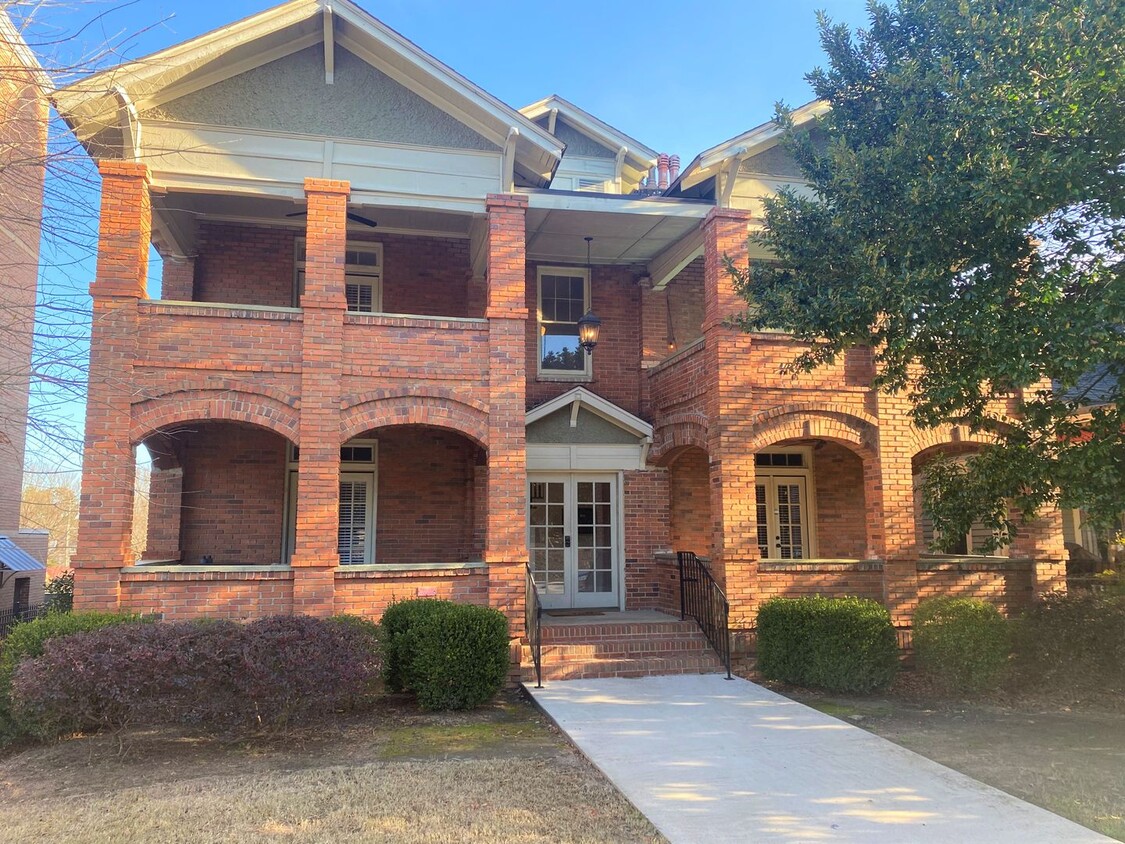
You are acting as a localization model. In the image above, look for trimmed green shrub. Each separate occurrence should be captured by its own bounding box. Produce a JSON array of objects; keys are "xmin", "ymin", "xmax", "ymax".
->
[
  {"xmin": 381, "ymin": 599, "xmax": 455, "ymax": 692},
  {"xmin": 0, "ymin": 610, "xmax": 143, "ymax": 740},
  {"xmin": 913, "ymin": 597, "xmax": 1010, "ymax": 693},
  {"xmin": 757, "ymin": 596, "xmax": 899, "ymax": 693},
  {"xmin": 410, "ymin": 603, "xmax": 510, "ymax": 711},
  {"xmin": 382, "ymin": 599, "xmax": 510, "ymax": 710},
  {"xmin": 10, "ymin": 615, "xmax": 383, "ymax": 740},
  {"xmin": 1012, "ymin": 591, "xmax": 1125, "ymax": 694}
]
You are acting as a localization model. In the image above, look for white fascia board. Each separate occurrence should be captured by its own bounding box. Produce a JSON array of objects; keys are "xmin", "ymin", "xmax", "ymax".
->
[
  {"xmin": 674, "ymin": 100, "xmax": 830, "ymax": 192},
  {"xmin": 0, "ymin": 11, "xmax": 52, "ymax": 92},
  {"xmin": 522, "ymin": 191, "xmax": 712, "ymax": 220},
  {"xmin": 526, "ymin": 386, "xmax": 653, "ymax": 440},
  {"xmin": 521, "ymin": 95, "xmax": 658, "ymax": 169},
  {"xmin": 648, "ymin": 229, "xmax": 704, "ymax": 290}
]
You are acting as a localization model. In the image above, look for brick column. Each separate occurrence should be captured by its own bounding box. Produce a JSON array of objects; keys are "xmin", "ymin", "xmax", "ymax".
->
[
  {"xmin": 73, "ymin": 161, "xmax": 150, "ymax": 611},
  {"xmin": 1011, "ymin": 505, "xmax": 1067, "ymax": 597},
  {"xmin": 484, "ymin": 194, "xmax": 529, "ymax": 632},
  {"xmin": 159, "ymin": 255, "xmax": 195, "ymax": 301},
  {"xmin": 700, "ymin": 208, "xmax": 758, "ymax": 630},
  {"xmin": 290, "ymin": 178, "xmax": 349, "ymax": 616},
  {"xmin": 875, "ymin": 392, "xmax": 920, "ymax": 625},
  {"xmin": 638, "ymin": 279, "xmax": 667, "ymax": 418}
]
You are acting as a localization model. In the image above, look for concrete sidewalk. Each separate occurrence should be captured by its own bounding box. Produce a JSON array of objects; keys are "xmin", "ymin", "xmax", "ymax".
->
[{"xmin": 527, "ymin": 674, "xmax": 1111, "ymax": 843}]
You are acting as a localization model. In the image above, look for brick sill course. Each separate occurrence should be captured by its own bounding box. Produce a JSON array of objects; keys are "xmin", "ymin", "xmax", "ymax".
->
[
  {"xmin": 917, "ymin": 557, "xmax": 1034, "ymax": 572},
  {"xmin": 759, "ymin": 559, "xmax": 884, "ymax": 573}
]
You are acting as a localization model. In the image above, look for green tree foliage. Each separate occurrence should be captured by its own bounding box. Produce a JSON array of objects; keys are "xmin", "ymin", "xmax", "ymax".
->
[{"xmin": 733, "ymin": 0, "xmax": 1124, "ymax": 546}]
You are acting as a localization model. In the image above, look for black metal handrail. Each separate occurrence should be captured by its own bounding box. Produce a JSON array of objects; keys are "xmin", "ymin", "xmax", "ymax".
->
[
  {"xmin": 678, "ymin": 551, "xmax": 732, "ymax": 679},
  {"xmin": 525, "ymin": 565, "xmax": 543, "ymax": 688}
]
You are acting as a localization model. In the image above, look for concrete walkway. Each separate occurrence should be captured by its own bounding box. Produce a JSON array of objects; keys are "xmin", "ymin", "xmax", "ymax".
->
[{"xmin": 526, "ymin": 675, "xmax": 1111, "ymax": 843}]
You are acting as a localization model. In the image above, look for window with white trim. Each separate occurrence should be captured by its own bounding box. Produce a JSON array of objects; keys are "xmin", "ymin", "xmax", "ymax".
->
[
  {"xmin": 755, "ymin": 449, "xmax": 816, "ymax": 560},
  {"xmin": 294, "ymin": 241, "xmax": 383, "ymax": 312},
  {"xmin": 537, "ymin": 267, "xmax": 590, "ymax": 377}
]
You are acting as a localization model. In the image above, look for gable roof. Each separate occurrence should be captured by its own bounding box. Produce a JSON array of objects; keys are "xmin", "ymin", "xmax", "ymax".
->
[
  {"xmin": 526, "ymin": 387, "xmax": 653, "ymax": 440},
  {"xmin": 671, "ymin": 99, "xmax": 828, "ymax": 193},
  {"xmin": 521, "ymin": 95, "xmax": 657, "ymax": 174},
  {"xmin": 53, "ymin": 0, "xmax": 562, "ymax": 186}
]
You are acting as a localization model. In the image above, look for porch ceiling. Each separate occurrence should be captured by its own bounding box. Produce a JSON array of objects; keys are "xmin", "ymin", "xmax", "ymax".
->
[{"xmin": 524, "ymin": 193, "xmax": 711, "ymax": 265}]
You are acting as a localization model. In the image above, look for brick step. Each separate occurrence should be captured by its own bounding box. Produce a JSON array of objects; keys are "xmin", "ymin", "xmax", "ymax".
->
[
  {"xmin": 540, "ymin": 621, "xmax": 700, "ymax": 642},
  {"xmin": 536, "ymin": 639, "xmax": 715, "ymax": 659},
  {"xmin": 521, "ymin": 653, "xmax": 724, "ymax": 682}
]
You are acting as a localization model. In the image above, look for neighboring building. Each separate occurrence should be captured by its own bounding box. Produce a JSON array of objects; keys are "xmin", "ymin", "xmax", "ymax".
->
[
  {"xmin": 54, "ymin": 0, "xmax": 1067, "ymax": 675},
  {"xmin": 0, "ymin": 11, "xmax": 50, "ymax": 614}
]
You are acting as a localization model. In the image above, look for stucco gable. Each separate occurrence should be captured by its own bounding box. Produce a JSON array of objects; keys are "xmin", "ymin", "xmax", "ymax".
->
[{"xmin": 144, "ymin": 45, "xmax": 497, "ymax": 151}]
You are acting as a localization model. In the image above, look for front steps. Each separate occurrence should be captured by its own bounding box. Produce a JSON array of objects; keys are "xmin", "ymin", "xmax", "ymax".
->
[{"xmin": 521, "ymin": 613, "xmax": 725, "ymax": 682}]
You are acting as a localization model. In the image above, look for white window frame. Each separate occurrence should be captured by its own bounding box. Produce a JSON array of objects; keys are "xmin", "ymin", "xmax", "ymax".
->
[
  {"xmin": 294, "ymin": 239, "xmax": 384, "ymax": 313},
  {"xmin": 913, "ymin": 462, "xmax": 1009, "ymax": 558},
  {"xmin": 282, "ymin": 439, "xmax": 379, "ymax": 565},
  {"xmin": 536, "ymin": 265, "xmax": 592, "ymax": 380},
  {"xmin": 755, "ymin": 447, "xmax": 818, "ymax": 560}
]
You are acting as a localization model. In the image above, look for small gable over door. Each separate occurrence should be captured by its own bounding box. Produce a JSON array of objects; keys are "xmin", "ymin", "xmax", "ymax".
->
[{"xmin": 526, "ymin": 388, "xmax": 653, "ymax": 471}]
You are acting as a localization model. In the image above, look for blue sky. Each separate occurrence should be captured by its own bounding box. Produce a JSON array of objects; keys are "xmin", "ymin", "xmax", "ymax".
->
[{"xmin": 20, "ymin": 0, "xmax": 872, "ymax": 474}]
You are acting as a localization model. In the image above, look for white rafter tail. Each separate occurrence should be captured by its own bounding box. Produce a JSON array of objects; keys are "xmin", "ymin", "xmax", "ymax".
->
[{"xmin": 111, "ymin": 85, "xmax": 141, "ymax": 161}]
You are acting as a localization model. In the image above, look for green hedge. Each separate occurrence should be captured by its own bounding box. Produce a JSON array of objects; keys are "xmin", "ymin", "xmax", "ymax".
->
[
  {"xmin": 757, "ymin": 596, "xmax": 899, "ymax": 693},
  {"xmin": 913, "ymin": 597, "xmax": 1010, "ymax": 693},
  {"xmin": 382, "ymin": 599, "xmax": 510, "ymax": 710},
  {"xmin": 0, "ymin": 611, "xmax": 143, "ymax": 741}
]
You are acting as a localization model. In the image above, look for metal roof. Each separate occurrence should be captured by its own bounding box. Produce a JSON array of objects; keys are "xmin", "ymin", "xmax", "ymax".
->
[{"xmin": 0, "ymin": 536, "xmax": 46, "ymax": 572}]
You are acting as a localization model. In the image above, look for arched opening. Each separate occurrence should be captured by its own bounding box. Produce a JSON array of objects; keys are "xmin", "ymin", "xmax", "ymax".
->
[
  {"xmin": 912, "ymin": 443, "xmax": 1008, "ymax": 558},
  {"xmin": 322, "ymin": 424, "xmax": 486, "ymax": 566},
  {"xmin": 665, "ymin": 446, "xmax": 711, "ymax": 557},
  {"xmin": 753, "ymin": 438, "xmax": 875, "ymax": 560},
  {"xmin": 138, "ymin": 420, "xmax": 294, "ymax": 566}
]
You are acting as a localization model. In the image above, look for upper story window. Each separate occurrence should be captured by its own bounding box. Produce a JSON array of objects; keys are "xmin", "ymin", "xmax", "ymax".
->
[
  {"xmin": 537, "ymin": 267, "xmax": 590, "ymax": 378},
  {"xmin": 295, "ymin": 241, "xmax": 383, "ymax": 312}
]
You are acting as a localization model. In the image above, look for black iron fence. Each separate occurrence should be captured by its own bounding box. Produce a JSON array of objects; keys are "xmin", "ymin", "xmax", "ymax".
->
[
  {"xmin": 0, "ymin": 604, "xmax": 47, "ymax": 638},
  {"xmin": 525, "ymin": 565, "xmax": 543, "ymax": 688},
  {"xmin": 678, "ymin": 551, "xmax": 732, "ymax": 679}
]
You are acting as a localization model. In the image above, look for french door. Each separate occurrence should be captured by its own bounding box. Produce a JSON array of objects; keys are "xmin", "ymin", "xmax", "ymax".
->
[
  {"xmin": 756, "ymin": 475, "xmax": 811, "ymax": 560},
  {"xmin": 284, "ymin": 471, "xmax": 375, "ymax": 565},
  {"xmin": 528, "ymin": 475, "xmax": 620, "ymax": 609}
]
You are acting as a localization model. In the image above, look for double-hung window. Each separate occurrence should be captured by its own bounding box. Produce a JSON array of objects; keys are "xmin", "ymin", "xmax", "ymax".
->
[
  {"xmin": 294, "ymin": 241, "xmax": 383, "ymax": 312},
  {"xmin": 537, "ymin": 267, "xmax": 590, "ymax": 378}
]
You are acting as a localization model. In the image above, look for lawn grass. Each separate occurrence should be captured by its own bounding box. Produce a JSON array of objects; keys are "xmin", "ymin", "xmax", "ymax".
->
[{"xmin": 0, "ymin": 694, "xmax": 664, "ymax": 844}]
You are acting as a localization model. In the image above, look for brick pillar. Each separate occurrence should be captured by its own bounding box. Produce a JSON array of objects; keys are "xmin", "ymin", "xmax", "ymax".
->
[
  {"xmin": 875, "ymin": 392, "xmax": 920, "ymax": 625},
  {"xmin": 73, "ymin": 161, "xmax": 150, "ymax": 611},
  {"xmin": 484, "ymin": 194, "xmax": 529, "ymax": 633},
  {"xmin": 639, "ymin": 279, "xmax": 667, "ymax": 418},
  {"xmin": 290, "ymin": 178, "xmax": 349, "ymax": 616},
  {"xmin": 144, "ymin": 465, "xmax": 182, "ymax": 561},
  {"xmin": 700, "ymin": 208, "xmax": 758, "ymax": 629},
  {"xmin": 1011, "ymin": 504, "xmax": 1067, "ymax": 597},
  {"xmin": 160, "ymin": 255, "xmax": 195, "ymax": 301}
]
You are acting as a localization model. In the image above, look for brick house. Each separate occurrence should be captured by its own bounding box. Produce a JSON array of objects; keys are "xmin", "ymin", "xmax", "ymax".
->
[
  {"xmin": 55, "ymin": 0, "xmax": 1067, "ymax": 675},
  {"xmin": 0, "ymin": 11, "xmax": 50, "ymax": 613}
]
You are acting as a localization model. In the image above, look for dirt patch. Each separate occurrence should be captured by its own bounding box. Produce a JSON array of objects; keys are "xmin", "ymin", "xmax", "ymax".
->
[
  {"xmin": 0, "ymin": 693, "xmax": 664, "ymax": 844},
  {"xmin": 780, "ymin": 684, "xmax": 1125, "ymax": 841}
]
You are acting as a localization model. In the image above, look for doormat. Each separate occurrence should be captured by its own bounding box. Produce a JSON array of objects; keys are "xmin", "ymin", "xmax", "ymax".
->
[{"xmin": 544, "ymin": 609, "xmax": 606, "ymax": 617}]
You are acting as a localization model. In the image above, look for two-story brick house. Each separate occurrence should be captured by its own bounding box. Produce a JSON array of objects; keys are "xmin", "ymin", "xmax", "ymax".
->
[{"xmin": 55, "ymin": 0, "xmax": 1068, "ymax": 676}]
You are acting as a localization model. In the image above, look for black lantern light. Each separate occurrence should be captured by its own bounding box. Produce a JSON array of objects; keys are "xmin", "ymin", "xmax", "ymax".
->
[{"xmin": 578, "ymin": 236, "xmax": 601, "ymax": 355}]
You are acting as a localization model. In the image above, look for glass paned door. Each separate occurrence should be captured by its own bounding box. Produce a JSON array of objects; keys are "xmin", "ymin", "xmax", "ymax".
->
[
  {"xmin": 528, "ymin": 475, "xmax": 620, "ymax": 609},
  {"xmin": 756, "ymin": 476, "xmax": 810, "ymax": 560}
]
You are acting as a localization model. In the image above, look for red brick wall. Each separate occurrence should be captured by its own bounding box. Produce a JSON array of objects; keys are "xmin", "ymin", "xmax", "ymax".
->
[
  {"xmin": 190, "ymin": 223, "xmax": 472, "ymax": 316},
  {"xmin": 813, "ymin": 443, "xmax": 868, "ymax": 559},
  {"xmin": 623, "ymin": 469, "xmax": 674, "ymax": 612},
  {"xmin": 667, "ymin": 447, "xmax": 711, "ymax": 556},
  {"xmin": 369, "ymin": 427, "xmax": 483, "ymax": 564},
  {"xmin": 666, "ymin": 258, "xmax": 704, "ymax": 355},
  {"xmin": 755, "ymin": 564, "xmax": 885, "ymax": 607},
  {"xmin": 525, "ymin": 262, "xmax": 642, "ymax": 415},
  {"xmin": 334, "ymin": 568, "xmax": 489, "ymax": 619},
  {"xmin": 120, "ymin": 570, "xmax": 294, "ymax": 620},
  {"xmin": 177, "ymin": 423, "xmax": 288, "ymax": 565},
  {"xmin": 916, "ymin": 564, "xmax": 1034, "ymax": 617}
]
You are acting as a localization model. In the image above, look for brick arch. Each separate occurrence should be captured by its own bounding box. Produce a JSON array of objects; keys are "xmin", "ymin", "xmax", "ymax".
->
[
  {"xmin": 130, "ymin": 389, "xmax": 301, "ymax": 446},
  {"xmin": 651, "ymin": 413, "xmax": 709, "ymax": 465},
  {"xmin": 340, "ymin": 395, "xmax": 488, "ymax": 448},
  {"xmin": 911, "ymin": 423, "xmax": 997, "ymax": 458},
  {"xmin": 747, "ymin": 408, "xmax": 878, "ymax": 462}
]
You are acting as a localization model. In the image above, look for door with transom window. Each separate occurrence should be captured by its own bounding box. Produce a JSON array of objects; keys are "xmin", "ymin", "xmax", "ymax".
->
[
  {"xmin": 528, "ymin": 475, "xmax": 620, "ymax": 609},
  {"xmin": 756, "ymin": 476, "xmax": 811, "ymax": 560}
]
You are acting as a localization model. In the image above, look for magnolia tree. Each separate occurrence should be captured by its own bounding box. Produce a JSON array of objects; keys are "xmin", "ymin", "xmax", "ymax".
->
[{"xmin": 732, "ymin": 0, "xmax": 1124, "ymax": 549}]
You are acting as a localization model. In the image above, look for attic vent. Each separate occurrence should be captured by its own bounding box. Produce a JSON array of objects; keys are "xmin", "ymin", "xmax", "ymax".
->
[{"xmin": 576, "ymin": 178, "xmax": 604, "ymax": 192}]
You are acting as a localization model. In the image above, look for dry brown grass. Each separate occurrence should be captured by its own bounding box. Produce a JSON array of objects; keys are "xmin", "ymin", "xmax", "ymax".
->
[{"xmin": 0, "ymin": 696, "xmax": 664, "ymax": 844}]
